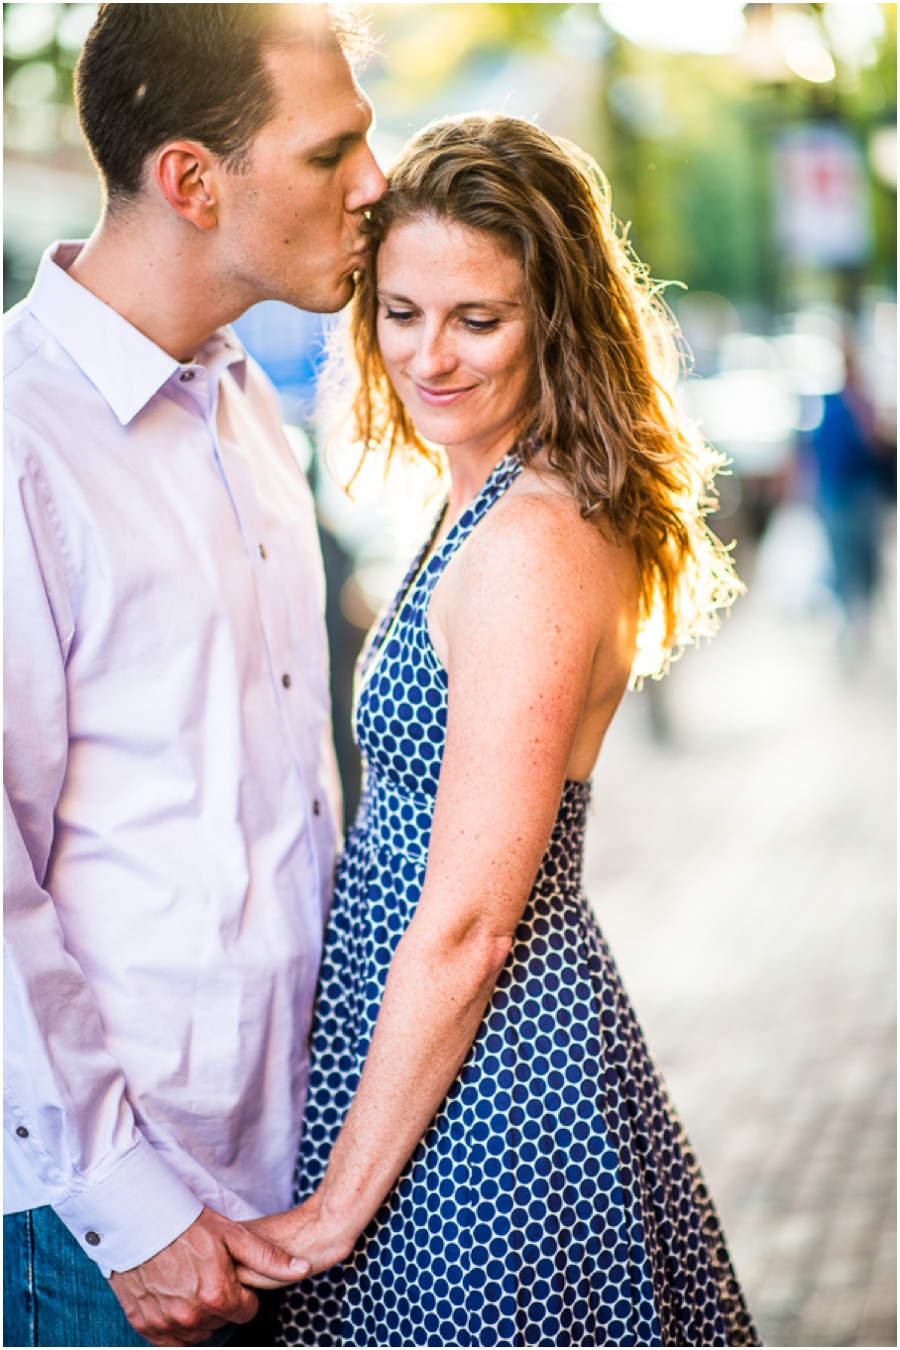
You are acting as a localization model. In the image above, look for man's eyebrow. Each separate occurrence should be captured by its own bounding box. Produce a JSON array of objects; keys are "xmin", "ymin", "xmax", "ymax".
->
[
  {"xmin": 306, "ymin": 102, "xmax": 375, "ymax": 159},
  {"xmin": 306, "ymin": 130, "xmax": 364, "ymax": 157}
]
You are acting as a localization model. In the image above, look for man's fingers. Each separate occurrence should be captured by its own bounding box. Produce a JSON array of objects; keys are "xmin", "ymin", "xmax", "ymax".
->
[
  {"xmin": 234, "ymin": 1258, "xmax": 300, "ymax": 1290},
  {"xmin": 233, "ymin": 1261, "xmax": 295, "ymax": 1291},
  {"xmin": 148, "ymin": 1331, "xmax": 225, "ymax": 1349},
  {"xmin": 135, "ymin": 1304, "xmax": 231, "ymax": 1347},
  {"xmin": 222, "ymin": 1282, "xmax": 262, "ymax": 1326},
  {"xmin": 140, "ymin": 1310, "xmax": 229, "ymax": 1348},
  {"xmin": 145, "ymin": 1334, "xmax": 207, "ymax": 1348},
  {"xmin": 225, "ymin": 1224, "xmax": 309, "ymax": 1283}
]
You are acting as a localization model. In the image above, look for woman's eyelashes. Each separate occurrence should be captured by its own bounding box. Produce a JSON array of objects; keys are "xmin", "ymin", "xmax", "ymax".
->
[{"xmin": 381, "ymin": 306, "xmax": 501, "ymax": 333}]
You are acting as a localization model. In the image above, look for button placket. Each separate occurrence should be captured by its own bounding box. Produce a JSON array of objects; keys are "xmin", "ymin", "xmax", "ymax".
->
[{"xmin": 211, "ymin": 386, "xmax": 330, "ymax": 882}]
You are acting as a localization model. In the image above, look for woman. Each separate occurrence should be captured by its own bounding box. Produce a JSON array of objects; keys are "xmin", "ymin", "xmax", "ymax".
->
[{"xmin": 248, "ymin": 113, "xmax": 756, "ymax": 1347}]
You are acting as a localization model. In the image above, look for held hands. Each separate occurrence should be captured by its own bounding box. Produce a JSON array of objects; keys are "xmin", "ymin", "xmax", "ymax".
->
[
  {"xmin": 109, "ymin": 1206, "xmax": 309, "ymax": 1347},
  {"xmin": 236, "ymin": 1190, "xmax": 359, "ymax": 1289}
]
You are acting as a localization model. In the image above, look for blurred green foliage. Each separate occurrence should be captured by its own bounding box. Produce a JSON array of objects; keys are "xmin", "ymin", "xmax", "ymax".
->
[{"xmin": 601, "ymin": 6, "xmax": 897, "ymax": 306}]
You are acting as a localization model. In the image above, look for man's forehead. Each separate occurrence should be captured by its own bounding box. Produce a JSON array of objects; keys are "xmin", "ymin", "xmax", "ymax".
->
[{"xmin": 263, "ymin": 42, "xmax": 370, "ymax": 126}]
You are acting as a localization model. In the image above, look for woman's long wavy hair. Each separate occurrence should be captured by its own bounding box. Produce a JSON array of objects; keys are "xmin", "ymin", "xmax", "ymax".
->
[{"xmin": 343, "ymin": 112, "xmax": 742, "ymax": 680}]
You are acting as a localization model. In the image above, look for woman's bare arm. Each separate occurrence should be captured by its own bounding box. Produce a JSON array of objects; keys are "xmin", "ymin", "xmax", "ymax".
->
[{"xmin": 242, "ymin": 495, "xmax": 630, "ymax": 1280}]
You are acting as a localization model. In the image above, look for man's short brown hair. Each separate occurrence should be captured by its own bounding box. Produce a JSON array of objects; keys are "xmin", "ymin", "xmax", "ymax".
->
[{"xmin": 75, "ymin": 3, "xmax": 371, "ymax": 205}]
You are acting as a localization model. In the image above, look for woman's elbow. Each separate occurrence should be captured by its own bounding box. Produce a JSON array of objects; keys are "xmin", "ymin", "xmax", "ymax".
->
[
  {"xmin": 410, "ymin": 919, "xmax": 514, "ymax": 1001},
  {"xmin": 470, "ymin": 930, "xmax": 514, "ymax": 989}
]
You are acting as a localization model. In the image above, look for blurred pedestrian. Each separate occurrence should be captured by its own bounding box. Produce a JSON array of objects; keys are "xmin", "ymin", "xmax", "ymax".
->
[
  {"xmin": 810, "ymin": 349, "xmax": 888, "ymax": 662},
  {"xmin": 245, "ymin": 113, "xmax": 757, "ymax": 1348}
]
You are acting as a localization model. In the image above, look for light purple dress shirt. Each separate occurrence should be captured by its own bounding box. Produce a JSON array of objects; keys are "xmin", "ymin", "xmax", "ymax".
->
[{"xmin": 4, "ymin": 242, "xmax": 341, "ymax": 1275}]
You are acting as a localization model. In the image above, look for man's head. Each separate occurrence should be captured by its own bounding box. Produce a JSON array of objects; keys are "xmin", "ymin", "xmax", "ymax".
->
[
  {"xmin": 75, "ymin": 4, "xmax": 387, "ymax": 313},
  {"xmin": 75, "ymin": 4, "xmax": 369, "ymax": 203}
]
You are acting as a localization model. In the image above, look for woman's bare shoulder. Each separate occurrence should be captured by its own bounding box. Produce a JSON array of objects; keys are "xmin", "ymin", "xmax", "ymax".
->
[{"xmin": 464, "ymin": 464, "xmax": 637, "ymax": 600}]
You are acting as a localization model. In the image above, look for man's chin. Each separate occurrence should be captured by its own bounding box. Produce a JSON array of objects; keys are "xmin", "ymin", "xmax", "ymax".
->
[{"xmin": 283, "ymin": 274, "xmax": 357, "ymax": 315}]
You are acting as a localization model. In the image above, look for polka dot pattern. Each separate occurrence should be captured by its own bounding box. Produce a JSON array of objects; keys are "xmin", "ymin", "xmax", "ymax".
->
[{"xmin": 279, "ymin": 452, "xmax": 759, "ymax": 1347}]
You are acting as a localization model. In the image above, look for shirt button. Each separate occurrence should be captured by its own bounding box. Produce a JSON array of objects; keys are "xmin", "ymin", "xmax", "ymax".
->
[
  {"xmin": 16, "ymin": 1126, "xmax": 29, "ymax": 1138},
  {"xmin": 282, "ymin": 673, "xmax": 291, "ymax": 689},
  {"xmin": 179, "ymin": 370, "xmax": 195, "ymax": 383},
  {"xmin": 259, "ymin": 544, "xmax": 267, "ymax": 560},
  {"xmin": 85, "ymin": 1231, "xmax": 101, "ymax": 1247},
  {"xmin": 313, "ymin": 799, "xmax": 321, "ymax": 816}
]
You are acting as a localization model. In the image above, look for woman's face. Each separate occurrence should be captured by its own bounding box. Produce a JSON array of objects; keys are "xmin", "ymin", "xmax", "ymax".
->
[{"xmin": 375, "ymin": 216, "xmax": 533, "ymax": 462}]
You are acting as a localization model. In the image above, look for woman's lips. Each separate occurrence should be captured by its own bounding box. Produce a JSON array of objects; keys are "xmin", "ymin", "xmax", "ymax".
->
[{"xmin": 414, "ymin": 383, "xmax": 476, "ymax": 407}]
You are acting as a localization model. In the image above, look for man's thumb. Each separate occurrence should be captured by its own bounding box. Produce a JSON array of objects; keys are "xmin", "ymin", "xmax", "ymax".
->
[{"xmin": 227, "ymin": 1225, "xmax": 309, "ymax": 1282}]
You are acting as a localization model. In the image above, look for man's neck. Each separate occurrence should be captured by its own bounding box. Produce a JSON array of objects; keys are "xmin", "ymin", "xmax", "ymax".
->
[{"xmin": 67, "ymin": 208, "xmax": 244, "ymax": 363}]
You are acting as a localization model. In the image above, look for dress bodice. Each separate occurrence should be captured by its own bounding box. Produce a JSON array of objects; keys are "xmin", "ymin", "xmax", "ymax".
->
[{"xmin": 354, "ymin": 451, "xmax": 525, "ymax": 802}]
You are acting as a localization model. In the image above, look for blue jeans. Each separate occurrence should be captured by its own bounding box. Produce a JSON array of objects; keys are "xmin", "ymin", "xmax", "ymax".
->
[{"xmin": 3, "ymin": 1208, "xmax": 279, "ymax": 1347}]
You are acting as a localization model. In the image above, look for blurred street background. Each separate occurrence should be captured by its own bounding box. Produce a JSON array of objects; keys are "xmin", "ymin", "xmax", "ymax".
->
[{"xmin": 4, "ymin": 4, "xmax": 896, "ymax": 1345}]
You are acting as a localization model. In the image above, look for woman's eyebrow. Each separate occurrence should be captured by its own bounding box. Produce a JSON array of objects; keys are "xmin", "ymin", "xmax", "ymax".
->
[{"xmin": 377, "ymin": 291, "xmax": 520, "ymax": 309}]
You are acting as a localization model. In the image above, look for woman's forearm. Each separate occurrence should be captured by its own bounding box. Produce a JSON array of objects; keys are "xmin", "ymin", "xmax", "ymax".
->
[
  {"xmin": 313, "ymin": 915, "xmax": 513, "ymax": 1244},
  {"xmin": 291, "ymin": 501, "xmax": 597, "ymax": 1261}
]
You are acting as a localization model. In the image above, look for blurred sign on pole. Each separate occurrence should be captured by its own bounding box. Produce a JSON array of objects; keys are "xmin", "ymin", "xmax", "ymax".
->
[{"xmin": 773, "ymin": 125, "xmax": 871, "ymax": 266}]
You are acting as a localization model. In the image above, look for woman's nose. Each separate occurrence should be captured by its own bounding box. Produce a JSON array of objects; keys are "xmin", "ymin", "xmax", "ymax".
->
[{"xmin": 410, "ymin": 328, "xmax": 457, "ymax": 381}]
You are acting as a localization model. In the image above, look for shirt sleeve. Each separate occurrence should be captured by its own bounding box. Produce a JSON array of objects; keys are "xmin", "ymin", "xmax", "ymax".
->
[{"xmin": 3, "ymin": 440, "xmax": 204, "ymax": 1274}]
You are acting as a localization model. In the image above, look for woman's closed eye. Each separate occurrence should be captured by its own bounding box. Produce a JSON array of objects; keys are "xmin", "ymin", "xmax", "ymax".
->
[
  {"xmin": 381, "ymin": 307, "xmax": 501, "ymax": 333},
  {"xmin": 383, "ymin": 307, "xmax": 416, "ymax": 324}
]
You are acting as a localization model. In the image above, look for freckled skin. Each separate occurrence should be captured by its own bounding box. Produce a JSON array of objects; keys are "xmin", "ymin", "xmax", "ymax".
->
[
  {"xmin": 377, "ymin": 219, "xmax": 534, "ymax": 472},
  {"xmin": 430, "ymin": 482, "xmax": 639, "ymax": 782}
]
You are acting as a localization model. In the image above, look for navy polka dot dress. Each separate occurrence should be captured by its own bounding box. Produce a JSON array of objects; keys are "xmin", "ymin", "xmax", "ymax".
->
[{"xmin": 278, "ymin": 452, "xmax": 760, "ymax": 1348}]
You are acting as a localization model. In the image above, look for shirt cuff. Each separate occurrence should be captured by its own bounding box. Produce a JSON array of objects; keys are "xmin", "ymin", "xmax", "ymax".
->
[{"xmin": 52, "ymin": 1136, "xmax": 204, "ymax": 1276}]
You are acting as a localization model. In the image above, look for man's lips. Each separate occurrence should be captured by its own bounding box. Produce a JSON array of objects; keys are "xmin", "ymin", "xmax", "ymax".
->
[{"xmin": 414, "ymin": 383, "xmax": 476, "ymax": 407}]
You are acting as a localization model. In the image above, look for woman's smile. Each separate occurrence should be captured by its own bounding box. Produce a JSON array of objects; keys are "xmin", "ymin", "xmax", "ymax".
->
[{"xmin": 413, "ymin": 382, "xmax": 477, "ymax": 406}]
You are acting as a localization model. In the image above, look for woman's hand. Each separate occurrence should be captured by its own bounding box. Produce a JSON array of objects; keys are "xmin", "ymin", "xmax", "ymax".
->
[{"xmin": 233, "ymin": 1192, "xmax": 358, "ymax": 1289}]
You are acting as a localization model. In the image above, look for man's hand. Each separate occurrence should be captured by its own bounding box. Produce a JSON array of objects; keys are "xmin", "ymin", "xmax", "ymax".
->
[{"xmin": 109, "ymin": 1206, "xmax": 309, "ymax": 1347}]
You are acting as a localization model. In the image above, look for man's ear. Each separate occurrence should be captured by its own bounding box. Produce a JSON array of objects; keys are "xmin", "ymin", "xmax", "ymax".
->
[{"xmin": 155, "ymin": 142, "xmax": 219, "ymax": 231}]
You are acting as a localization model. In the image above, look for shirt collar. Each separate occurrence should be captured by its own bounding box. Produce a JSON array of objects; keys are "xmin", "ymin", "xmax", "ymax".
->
[{"xmin": 27, "ymin": 242, "xmax": 247, "ymax": 426}]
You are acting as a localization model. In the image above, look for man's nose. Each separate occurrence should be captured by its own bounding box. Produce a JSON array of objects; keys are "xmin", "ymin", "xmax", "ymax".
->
[{"xmin": 349, "ymin": 144, "xmax": 387, "ymax": 213}]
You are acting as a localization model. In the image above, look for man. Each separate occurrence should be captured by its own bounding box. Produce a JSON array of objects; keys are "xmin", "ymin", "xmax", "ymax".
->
[{"xmin": 3, "ymin": 5, "xmax": 386, "ymax": 1346}]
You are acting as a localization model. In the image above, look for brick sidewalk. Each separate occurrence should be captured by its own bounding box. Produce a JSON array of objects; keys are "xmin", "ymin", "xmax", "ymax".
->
[{"xmin": 583, "ymin": 585, "xmax": 896, "ymax": 1347}]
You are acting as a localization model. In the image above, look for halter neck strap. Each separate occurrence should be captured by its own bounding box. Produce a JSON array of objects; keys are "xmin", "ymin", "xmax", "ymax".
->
[{"xmin": 357, "ymin": 447, "xmax": 525, "ymax": 683}]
